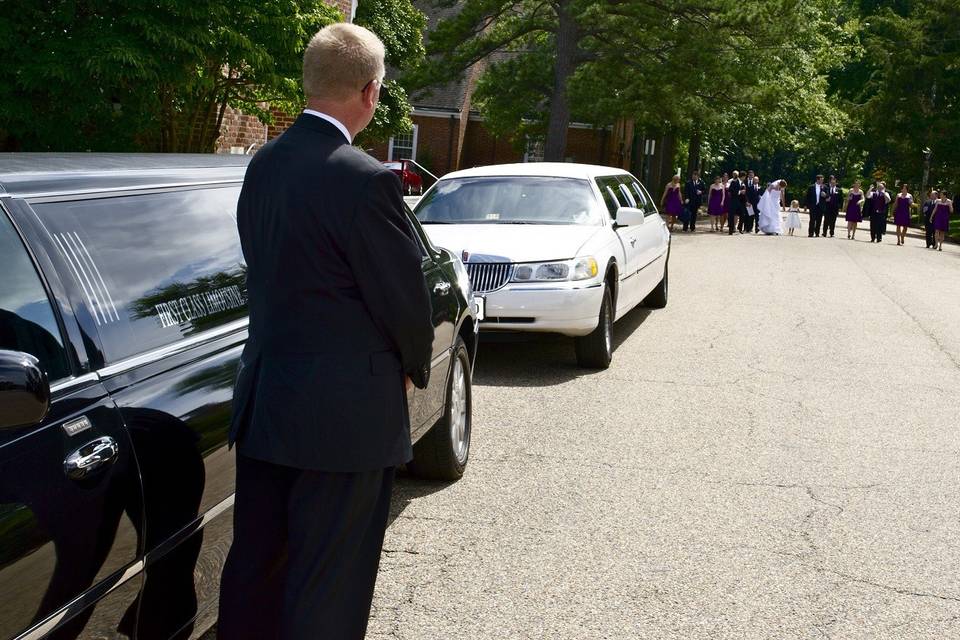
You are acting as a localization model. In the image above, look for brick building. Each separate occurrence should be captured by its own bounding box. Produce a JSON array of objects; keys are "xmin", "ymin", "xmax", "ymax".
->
[{"xmin": 216, "ymin": 0, "xmax": 676, "ymax": 192}]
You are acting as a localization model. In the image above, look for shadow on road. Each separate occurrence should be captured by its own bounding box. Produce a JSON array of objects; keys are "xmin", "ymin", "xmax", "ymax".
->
[
  {"xmin": 471, "ymin": 301, "xmax": 655, "ymax": 387},
  {"xmin": 387, "ymin": 470, "xmax": 453, "ymax": 529}
]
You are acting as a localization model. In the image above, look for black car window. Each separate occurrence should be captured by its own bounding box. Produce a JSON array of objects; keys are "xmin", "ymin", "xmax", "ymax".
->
[
  {"xmin": 0, "ymin": 212, "xmax": 71, "ymax": 381},
  {"xmin": 627, "ymin": 178, "xmax": 658, "ymax": 217},
  {"xmin": 32, "ymin": 186, "xmax": 246, "ymax": 364},
  {"xmin": 595, "ymin": 176, "xmax": 628, "ymax": 219}
]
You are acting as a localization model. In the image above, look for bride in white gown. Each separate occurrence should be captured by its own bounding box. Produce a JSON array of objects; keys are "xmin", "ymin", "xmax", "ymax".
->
[{"xmin": 758, "ymin": 179, "xmax": 787, "ymax": 235}]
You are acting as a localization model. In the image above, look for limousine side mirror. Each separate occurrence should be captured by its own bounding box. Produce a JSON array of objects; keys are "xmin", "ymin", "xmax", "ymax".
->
[
  {"xmin": 0, "ymin": 350, "xmax": 50, "ymax": 429},
  {"xmin": 615, "ymin": 206, "xmax": 645, "ymax": 227}
]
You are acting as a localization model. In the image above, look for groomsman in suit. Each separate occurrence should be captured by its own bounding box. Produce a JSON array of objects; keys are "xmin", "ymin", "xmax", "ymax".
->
[
  {"xmin": 806, "ymin": 174, "xmax": 826, "ymax": 237},
  {"xmin": 747, "ymin": 173, "xmax": 762, "ymax": 233},
  {"xmin": 822, "ymin": 175, "xmax": 843, "ymax": 237},
  {"xmin": 867, "ymin": 181, "xmax": 892, "ymax": 242},
  {"xmin": 727, "ymin": 170, "xmax": 745, "ymax": 235},
  {"xmin": 737, "ymin": 169, "xmax": 760, "ymax": 233},
  {"xmin": 683, "ymin": 170, "xmax": 706, "ymax": 232}
]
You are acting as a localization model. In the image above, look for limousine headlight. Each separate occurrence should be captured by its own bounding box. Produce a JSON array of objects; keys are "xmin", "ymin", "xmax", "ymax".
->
[{"xmin": 510, "ymin": 257, "xmax": 598, "ymax": 283}]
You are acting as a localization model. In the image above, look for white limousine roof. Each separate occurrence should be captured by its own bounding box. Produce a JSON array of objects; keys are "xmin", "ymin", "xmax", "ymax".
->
[{"xmin": 441, "ymin": 162, "xmax": 631, "ymax": 181}]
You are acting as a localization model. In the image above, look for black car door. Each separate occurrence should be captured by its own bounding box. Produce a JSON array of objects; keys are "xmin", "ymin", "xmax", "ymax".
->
[
  {"xmin": 26, "ymin": 185, "xmax": 248, "ymax": 639},
  {"xmin": 403, "ymin": 206, "xmax": 456, "ymax": 438},
  {"xmin": 0, "ymin": 204, "xmax": 144, "ymax": 639}
]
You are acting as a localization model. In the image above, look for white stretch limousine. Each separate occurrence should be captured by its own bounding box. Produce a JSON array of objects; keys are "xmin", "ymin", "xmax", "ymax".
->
[{"xmin": 414, "ymin": 163, "xmax": 670, "ymax": 368}]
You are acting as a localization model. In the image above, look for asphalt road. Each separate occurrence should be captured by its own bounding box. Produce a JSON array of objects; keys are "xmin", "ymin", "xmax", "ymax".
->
[{"xmin": 367, "ymin": 218, "xmax": 960, "ymax": 639}]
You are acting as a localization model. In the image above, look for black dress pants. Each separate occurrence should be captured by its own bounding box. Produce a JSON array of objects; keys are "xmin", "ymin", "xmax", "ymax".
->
[
  {"xmin": 823, "ymin": 211, "xmax": 838, "ymax": 237},
  {"xmin": 683, "ymin": 208, "xmax": 698, "ymax": 231},
  {"xmin": 218, "ymin": 454, "xmax": 395, "ymax": 640},
  {"xmin": 925, "ymin": 221, "xmax": 936, "ymax": 247},
  {"xmin": 870, "ymin": 215, "xmax": 885, "ymax": 242},
  {"xmin": 808, "ymin": 209, "xmax": 823, "ymax": 236}
]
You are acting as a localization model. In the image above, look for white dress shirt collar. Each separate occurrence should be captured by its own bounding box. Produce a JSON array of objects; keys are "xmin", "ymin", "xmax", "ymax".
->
[{"xmin": 302, "ymin": 109, "xmax": 352, "ymax": 144}]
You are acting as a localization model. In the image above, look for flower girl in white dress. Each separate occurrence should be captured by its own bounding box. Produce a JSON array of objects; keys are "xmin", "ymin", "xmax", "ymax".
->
[{"xmin": 785, "ymin": 199, "xmax": 802, "ymax": 235}]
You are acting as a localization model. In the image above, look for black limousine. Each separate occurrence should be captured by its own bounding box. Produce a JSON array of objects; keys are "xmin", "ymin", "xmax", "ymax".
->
[{"xmin": 0, "ymin": 154, "xmax": 478, "ymax": 640}]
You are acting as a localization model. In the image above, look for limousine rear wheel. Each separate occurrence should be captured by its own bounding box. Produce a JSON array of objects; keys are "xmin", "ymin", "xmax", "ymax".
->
[
  {"xmin": 408, "ymin": 337, "xmax": 472, "ymax": 480},
  {"xmin": 574, "ymin": 287, "xmax": 613, "ymax": 369},
  {"xmin": 643, "ymin": 258, "xmax": 668, "ymax": 309}
]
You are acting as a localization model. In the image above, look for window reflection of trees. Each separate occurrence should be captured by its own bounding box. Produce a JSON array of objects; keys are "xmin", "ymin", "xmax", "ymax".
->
[{"xmin": 129, "ymin": 266, "xmax": 247, "ymax": 336}]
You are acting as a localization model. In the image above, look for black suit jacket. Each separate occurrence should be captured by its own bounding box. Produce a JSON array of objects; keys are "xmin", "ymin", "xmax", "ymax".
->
[
  {"xmin": 824, "ymin": 185, "xmax": 843, "ymax": 213},
  {"xmin": 684, "ymin": 179, "xmax": 706, "ymax": 209},
  {"xmin": 229, "ymin": 114, "xmax": 435, "ymax": 471},
  {"xmin": 746, "ymin": 182, "xmax": 761, "ymax": 207},
  {"xmin": 806, "ymin": 184, "xmax": 827, "ymax": 213}
]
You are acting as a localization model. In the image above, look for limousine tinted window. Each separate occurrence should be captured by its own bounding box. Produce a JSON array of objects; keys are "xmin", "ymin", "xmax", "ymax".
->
[
  {"xmin": 32, "ymin": 186, "xmax": 246, "ymax": 363},
  {"xmin": 0, "ymin": 213, "xmax": 71, "ymax": 381}
]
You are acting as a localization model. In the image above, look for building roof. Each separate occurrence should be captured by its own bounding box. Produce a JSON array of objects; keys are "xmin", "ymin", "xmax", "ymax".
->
[
  {"xmin": 0, "ymin": 153, "xmax": 250, "ymax": 197},
  {"xmin": 408, "ymin": 0, "xmax": 472, "ymax": 112},
  {"xmin": 441, "ymin": 162, "xmax": 630, "ymax": 180}
]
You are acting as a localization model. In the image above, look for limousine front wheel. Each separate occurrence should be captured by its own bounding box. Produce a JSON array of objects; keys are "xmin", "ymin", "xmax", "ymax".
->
[
  {"xmin": 408, "ymin": 337, "xmax": 472, "ymax": 480},
  {"xmin": 574, "ymin": 287, "xmax": 613, "ymax": 369}
]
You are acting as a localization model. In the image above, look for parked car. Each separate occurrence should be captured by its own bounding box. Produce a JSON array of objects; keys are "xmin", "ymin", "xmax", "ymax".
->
[
  {"xmin": 0, "ymin": 153, "xmax": 477, "ymax": 640},
  {"xmin": 383, "ymin": 159, "xmax": 423, "ymax": 195},
  {"xmin": 414, "ymin": 162, "xmax": 670, "ymax": 369}
]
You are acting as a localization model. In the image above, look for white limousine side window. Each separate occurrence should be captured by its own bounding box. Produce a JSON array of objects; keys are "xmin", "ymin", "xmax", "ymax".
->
[{"xmin": 32, "ymin": 187, "xmax": 246, "ymax": 364}]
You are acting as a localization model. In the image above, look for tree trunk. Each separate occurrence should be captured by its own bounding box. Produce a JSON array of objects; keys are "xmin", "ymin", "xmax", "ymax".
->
[
  {"xmin": 686, "ymin": 131, "xmax": 701, "ymax": 176},
  {"xmin": 543, "ymin": 0, "xmax": 578, "ymax": 162}
]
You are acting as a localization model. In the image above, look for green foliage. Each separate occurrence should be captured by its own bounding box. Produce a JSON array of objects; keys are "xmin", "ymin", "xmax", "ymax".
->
[
  {"xmin": 355, "ymin": 0, "xmax": 428, "ymax": 146},
  {"xmin": 0, "ymin": 1, "xmax": 340, "ymax": 152},
  {"xmin": 0, "ymin": 0, "xmax": 428, "ymax": 152}
]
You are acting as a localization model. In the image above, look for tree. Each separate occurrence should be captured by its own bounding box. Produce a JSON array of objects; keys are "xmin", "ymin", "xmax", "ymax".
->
[
  {"xmin": 354, "ymin": 0, "xmax": 428, "ymax": 147},
  {"xmin": 0, "ymin": 1, "xmax": 342, "ymax": 152},
  {"xmin": 0, "ymin": 0, "xmax": 428, "ymax": 153}
]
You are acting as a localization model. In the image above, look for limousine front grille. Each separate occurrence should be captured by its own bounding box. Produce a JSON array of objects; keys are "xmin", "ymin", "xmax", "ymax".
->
[{"xmin": 465, "ymin": 263, "xmax": 513, "ymax": 293}]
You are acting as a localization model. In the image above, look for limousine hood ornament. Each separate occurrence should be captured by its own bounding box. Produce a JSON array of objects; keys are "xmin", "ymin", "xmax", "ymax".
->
[{"xmin": 462, "ymin": 250, "xmax": 470, "ymax": 263}]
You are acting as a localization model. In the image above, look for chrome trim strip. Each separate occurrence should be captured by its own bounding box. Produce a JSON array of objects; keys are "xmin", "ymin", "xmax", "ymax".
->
[
  {"xmin": 98, "ymin": 317, "xmax": 249, "ymax": 379},
  {"xmin": 200, "ymin": 494, "xmax": 235, "ymax": 528},
  {"xmin": 502, "ymin": 282, "xmax": 604, "ymax": 292},
  {"xmin": 15, "ymin": 560, "xmax": 144, "ymax": 640},
  {"xmin": 430, "ymin": 349, "xmax": 451, "ymax": 369},
  {"xmin": 50, "ymin": 372, "xmax": 100, "ymax": 395},
  {"xmin": 20, "ymin": 180, "xmax": 243, "ymax": 202}
]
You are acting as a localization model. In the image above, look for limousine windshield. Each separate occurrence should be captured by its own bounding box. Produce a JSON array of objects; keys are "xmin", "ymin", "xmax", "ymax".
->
[{"xmin": 416, "ymin": 176, "xmax": 601, "ymax": 225}]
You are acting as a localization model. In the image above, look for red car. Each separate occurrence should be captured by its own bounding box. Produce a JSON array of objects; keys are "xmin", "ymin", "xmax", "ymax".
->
[{"xmin": 383, "ymin": 160, "xmax": 423, "ymax": 195}]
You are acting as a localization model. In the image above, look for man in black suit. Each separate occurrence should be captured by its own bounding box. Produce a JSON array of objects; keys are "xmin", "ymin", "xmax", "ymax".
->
[
  {"xmin": 822, "ymin": 175, "xmax": 843, "ymax": 238},
  {"xmin": 806, "ymin": 174, "xmax": 826, "ymax": 237},
  {"xmin": 218, "ymin": 23, "xmax": 434, "ymax": 640},
  {"xmin": 742, "ymin": 171, "xmax": 761, "ymax": 233},
  {"xmin": 683, "ymin": 170, "xmax": 705, "ymax": 232},
  {"xmin": 727, "ymin": 170, "xmax": 745, "ymax": 235}
]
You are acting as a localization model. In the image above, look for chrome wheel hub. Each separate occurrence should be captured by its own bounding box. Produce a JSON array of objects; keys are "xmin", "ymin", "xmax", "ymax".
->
[{"xmin": 449, "ymin": 357, "xmax": 469, "ymax": 464}]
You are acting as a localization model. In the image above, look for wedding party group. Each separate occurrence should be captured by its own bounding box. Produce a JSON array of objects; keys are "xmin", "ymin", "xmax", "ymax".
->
[{"xmin": 660, "ymin": 171, "xmax": 954, "ymax": 251}]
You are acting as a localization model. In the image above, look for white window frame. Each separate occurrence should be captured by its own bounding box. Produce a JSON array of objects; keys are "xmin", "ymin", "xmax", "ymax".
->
[
  {"xmin": 387, "ymin": 124, "xmax": 418, "ymax": 161},
  {"xmin": 524, "ymin": 137, "xmax": 545, "ymax": 163}
]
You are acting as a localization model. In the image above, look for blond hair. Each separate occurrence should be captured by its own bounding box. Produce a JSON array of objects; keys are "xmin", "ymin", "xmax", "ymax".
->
[{"xmin": 303, "ymin": 23, "xmax": 386, "ymax": 100}]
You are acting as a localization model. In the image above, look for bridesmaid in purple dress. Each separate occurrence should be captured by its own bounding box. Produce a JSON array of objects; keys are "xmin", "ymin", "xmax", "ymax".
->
[
  {"xmin": 931, "ymin": 191, "xmax": 953, "ymax": 251},
  {"xmin": 660, "ymin": 174, "xmax": 683, "ymax": 232},
  {"xmin": 720, "ymin": 172, "xmax": 730, "ymax": 231},
  {"xmin": 893, "ymin": 184, "xmax": 913, "ymax": 246},
  {"xmin": 844, "ymin": 180, "xmax": 864, "ymax": 239},
  {"xmin": 707, "ymin": 176, "xmax": 725, "ymax": 231}
]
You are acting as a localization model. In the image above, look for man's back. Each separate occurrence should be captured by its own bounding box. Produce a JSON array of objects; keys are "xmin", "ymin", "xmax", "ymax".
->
[{"xmin": 230, "ymin": 114, "xmax": 434, "ymax": 472}]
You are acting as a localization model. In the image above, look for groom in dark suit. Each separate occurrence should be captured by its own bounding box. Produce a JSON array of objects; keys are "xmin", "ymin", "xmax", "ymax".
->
[
  {"xmin": 683, "ymin": 170, "xmax": 706, "ymax": 232},
  {"xmin": 218, "ymin": 23, "xmax": 435, "ymax": 640},
  {"xmin": 727, "ymin": 170, "xmax": 744, "ymax": 235},
  {"xmin": 822, "ymin": 175, "xmax": 843, "ymax": 237},
  {"xmin": 806, "ymin": 174, "xmax": 826, "ymax": 237}
]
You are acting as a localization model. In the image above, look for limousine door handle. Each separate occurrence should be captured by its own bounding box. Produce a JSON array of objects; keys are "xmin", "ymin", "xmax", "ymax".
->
[
  {"xmin": 433, "ymin": 281, "xmax": 451, "ymax": 295},
  {"xmin": 64, "ymin": 436, "xmax": 120, "ymax": 480}
]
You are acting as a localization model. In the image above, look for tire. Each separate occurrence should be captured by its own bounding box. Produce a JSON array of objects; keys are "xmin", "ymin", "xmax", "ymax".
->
[
  {"xmin": 575, "ymin": 286, "xmax": 613, "ymax": 369},
  {"xmin": 642, "ymin": 258, "xmax": 668, "ymax": 309},
  {"xmin": 407, "ymin": 337, "xmax": 472, "ymax": 481}
]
